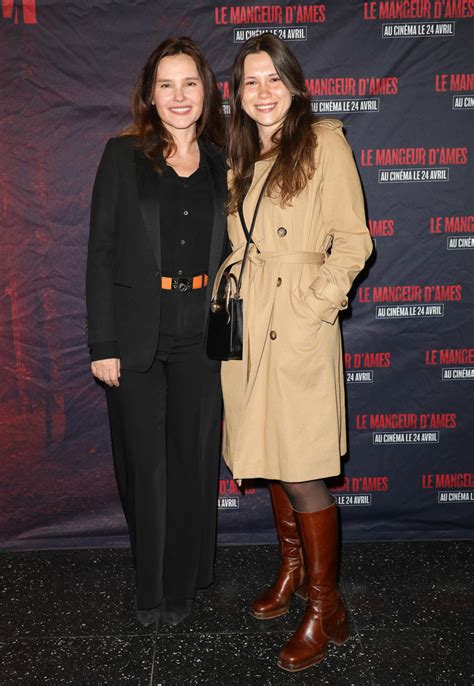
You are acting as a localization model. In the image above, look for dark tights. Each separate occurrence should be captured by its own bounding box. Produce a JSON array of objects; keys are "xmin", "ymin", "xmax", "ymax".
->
[{"xmin": 280, "ymin": 478, "xmax": 334, "ymax": 513}]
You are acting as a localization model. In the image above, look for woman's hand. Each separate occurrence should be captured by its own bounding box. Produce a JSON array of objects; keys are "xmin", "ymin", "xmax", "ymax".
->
[{"xmin": 91, "ymin": 358, "xmax": 121, "ymax": 387}]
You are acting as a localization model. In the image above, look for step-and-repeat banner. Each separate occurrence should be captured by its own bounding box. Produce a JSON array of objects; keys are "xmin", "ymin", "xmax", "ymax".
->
[{"xmin": 1, "ymin": 1, "xmax": 472, "ymax": 549}]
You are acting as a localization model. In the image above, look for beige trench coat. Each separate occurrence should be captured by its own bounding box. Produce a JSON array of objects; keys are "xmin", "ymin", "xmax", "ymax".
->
[{"xmin": 214, "ymin": 119, "xmax": 373, "ymax": 482}]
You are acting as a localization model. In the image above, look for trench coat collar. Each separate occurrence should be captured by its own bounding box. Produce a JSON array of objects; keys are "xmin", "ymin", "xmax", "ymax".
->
[{"xmin": 134, "ymin": 138, "xmax": 226, "ymax": 279}]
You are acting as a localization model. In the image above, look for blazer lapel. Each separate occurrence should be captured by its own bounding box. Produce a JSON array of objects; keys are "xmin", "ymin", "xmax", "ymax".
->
[
  {"xmin": 200, "ymin": 140, "xmax": 227, "ymax": 293},
  {"xmin": 134, "ymin": 148, "xmax": 161, "ymax": 270}
]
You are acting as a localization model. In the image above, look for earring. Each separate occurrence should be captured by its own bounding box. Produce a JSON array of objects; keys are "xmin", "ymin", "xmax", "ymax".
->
[{"xmin": 151, "ymin": 100, "xmax": 155, "ymax": 105}]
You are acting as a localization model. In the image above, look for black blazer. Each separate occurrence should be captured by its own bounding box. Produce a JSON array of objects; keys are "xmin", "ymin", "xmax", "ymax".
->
[{"xmin": 86, "ymin": 135, "xmax": 228, "ymax": 372}]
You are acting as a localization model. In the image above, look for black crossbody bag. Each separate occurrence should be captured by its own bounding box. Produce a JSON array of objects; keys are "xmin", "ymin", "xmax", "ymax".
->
[{"xmin": 206, "ymin": 179, "xmax": 269, "ymax": 361}]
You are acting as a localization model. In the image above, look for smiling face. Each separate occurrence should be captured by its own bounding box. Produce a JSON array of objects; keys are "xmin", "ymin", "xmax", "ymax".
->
[
  {"xmin": 240, "ymin": 51, "xmax": 292, "ymax": 141},
  {"xmin": 152, "ymin": 53, "xmax": 204, "ymax": 136}
]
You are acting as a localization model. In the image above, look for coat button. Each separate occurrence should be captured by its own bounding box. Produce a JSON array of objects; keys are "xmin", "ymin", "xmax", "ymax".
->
[
  {"xmin": 270, "ymin": 330, "xmax": 277, "ymax": 340},
  {"xmin": 341, "ymin": 299, "xmax": 348, "ymax": 307},
  {"xmin": 277, "ymin": 277, "xmax": 282, "ymax": 287},
  {"xmin": 277, "ymin": 227, "xmax": 287, "ymax": 237}
]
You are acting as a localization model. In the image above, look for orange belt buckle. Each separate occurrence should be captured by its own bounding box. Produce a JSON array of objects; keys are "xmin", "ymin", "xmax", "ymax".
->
[{"xmin": 161, "ymin": 273, "xmax": 208, "ymax": 291}]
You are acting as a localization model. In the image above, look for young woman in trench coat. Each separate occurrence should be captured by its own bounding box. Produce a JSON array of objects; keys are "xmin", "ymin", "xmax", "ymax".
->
[{"xmin": 213, "ymin": 34, "xmax": 373, "ymax": 671}]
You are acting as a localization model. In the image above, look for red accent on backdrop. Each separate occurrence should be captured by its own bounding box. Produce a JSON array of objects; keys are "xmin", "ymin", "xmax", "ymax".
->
[
  {"xmin": 2, "ymin": 0, "xmax": 37, "ymax": 24},
  {"xmin": 1, "ymin": 1, "xmax": 473, "ymax": 550}
]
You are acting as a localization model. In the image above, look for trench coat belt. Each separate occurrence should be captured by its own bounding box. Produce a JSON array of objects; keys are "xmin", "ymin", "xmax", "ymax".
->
[
  {"xmin": 212, "ymin": 247, "xmax": 326, "ymax": 298},
  {"xmin": 252, "ymin": 250, "xmax": 326, "ymax": 265}
]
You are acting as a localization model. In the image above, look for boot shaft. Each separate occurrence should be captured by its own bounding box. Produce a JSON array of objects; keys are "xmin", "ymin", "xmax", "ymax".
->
[{"xmin": 296, "ymin": 502, "xmax": 339, "ymax": 601}]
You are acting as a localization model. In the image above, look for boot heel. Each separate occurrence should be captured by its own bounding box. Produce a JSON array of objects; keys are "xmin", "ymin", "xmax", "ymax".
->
[{"xmin": 330, "ymin": 619, "xmax": 349, "ymax": 646}]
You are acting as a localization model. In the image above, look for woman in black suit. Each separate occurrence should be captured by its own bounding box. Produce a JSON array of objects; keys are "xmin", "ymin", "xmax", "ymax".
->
[{"xmin": 86, "ymin": 37, "xmax": 227, "ymax": 626}]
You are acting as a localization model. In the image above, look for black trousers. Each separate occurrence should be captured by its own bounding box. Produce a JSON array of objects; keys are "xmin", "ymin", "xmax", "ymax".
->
[{"xmin": 105, "ymin": 289, "xmax": 222, "ymax": 618}]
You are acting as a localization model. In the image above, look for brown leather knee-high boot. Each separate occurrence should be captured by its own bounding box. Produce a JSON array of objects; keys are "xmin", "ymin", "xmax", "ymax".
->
[
  {"xmin": 277, "ymin": 501, "xmax": 349, "ymax": 671},
  {"xmin": 250, "ymin": 482, "xmax": 307, "ymax": 620}
]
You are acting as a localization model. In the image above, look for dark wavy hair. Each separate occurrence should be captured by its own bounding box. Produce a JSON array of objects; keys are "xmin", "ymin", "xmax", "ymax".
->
[
  {"xmin": 227, "ymin": 33, "xmax": 317, "ymax": 214},
  {"xmin": 122, "ymin": 37, "xmax": 225, "ymax": 168}
]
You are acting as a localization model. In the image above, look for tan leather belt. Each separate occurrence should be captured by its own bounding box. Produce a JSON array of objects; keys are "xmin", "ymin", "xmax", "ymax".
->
[{"xmin": 161, "ymin": 273, "xmax": 208, "ymax": 292}]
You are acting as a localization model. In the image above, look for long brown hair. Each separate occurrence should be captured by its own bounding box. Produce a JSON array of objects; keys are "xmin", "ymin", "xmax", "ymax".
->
[
  {"xmin": 123, "ymin": 37, "xmax": 225, "ymax": 168},
  {"xmin": 227, "ymin": 33, "xmax": 317, "ymax": 214}
]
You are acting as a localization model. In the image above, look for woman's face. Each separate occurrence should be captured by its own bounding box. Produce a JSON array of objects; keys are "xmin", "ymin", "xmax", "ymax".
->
[
  {"xmin": 240, "ymin": 51, "xmax": 292, "ymax": 135},
  {"xmin": 152, "ymin": 54, "xmax": 204, "ymax": 136}
]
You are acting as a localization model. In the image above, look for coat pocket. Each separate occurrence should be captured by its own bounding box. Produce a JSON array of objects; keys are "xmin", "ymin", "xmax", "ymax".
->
[
  {"xmin": 286, "ymin": 286, "xmax": 323, "ymax": 349},
  {"xmin": 291, "ymin": 284, "xmax": 322, "ymax": 325}
]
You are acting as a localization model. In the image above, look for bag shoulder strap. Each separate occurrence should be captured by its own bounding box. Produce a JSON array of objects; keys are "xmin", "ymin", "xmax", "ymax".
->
[
  {"xmin": 238, "ymin": 178, "xmax": 267, "ymax": 249},
  {"xmin": 236, "ymin": 172, "xmax": 271, "ymax": 293}
]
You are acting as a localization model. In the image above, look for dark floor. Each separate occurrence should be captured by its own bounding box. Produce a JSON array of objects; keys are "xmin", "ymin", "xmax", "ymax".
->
[{"xmin": 0, "ymin": 541, "xmax": 472, "ymax": 685}]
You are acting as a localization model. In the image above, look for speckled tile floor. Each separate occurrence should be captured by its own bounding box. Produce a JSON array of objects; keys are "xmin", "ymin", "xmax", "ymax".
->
[{"xmin": 0, "ymin": 541, "xmax": 472, "ymax": 685}]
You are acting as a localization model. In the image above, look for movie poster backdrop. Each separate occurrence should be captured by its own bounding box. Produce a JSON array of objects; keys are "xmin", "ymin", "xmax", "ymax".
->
[{"xmin": 1, "ymin": 1, "xmax": 473, "ymax": 549}]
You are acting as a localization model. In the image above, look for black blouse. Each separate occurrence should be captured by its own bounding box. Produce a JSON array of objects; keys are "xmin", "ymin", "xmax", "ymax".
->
[{"xmin": 158, "ymin": 162, "xmax": 213, "ymax": 277}]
